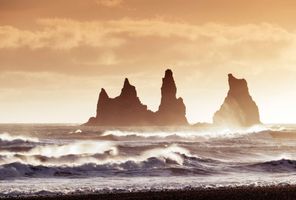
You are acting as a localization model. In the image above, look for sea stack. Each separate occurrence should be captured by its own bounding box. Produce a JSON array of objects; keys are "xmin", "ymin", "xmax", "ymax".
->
[
  {"xmin": 86, "ymin": 78, "xmax": 154, "ymax": 126},
  {"xmin": 213, "ymin": 74, "xmax": 261, "ymax": 127},
  {"xmin": 155, "ymin": 69, "xmax": 188, "ymax": 125},
  {"xmin": 85, "ymin": 69, "xmax": 188, "ymax": 126}
]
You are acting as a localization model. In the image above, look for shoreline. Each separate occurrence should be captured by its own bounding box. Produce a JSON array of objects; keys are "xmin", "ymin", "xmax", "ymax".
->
[{"xmin": 2, "ymin": 185, "xmax": 296, "ymax": 200}]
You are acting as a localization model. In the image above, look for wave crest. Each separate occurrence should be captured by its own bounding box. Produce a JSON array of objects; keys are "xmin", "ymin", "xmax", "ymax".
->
[
  {"xmin": 102, "ymin": 125, "xmax": 268, "ymax": 140},
  {"xmin": 0, "ymin": 153, "xmax": 216, "ymax": 180},
  {"xmin": 246, "ymin": 159, "xmax": 296, "ymax": 172},
  {"xmin": 0, "ymin": 132, "xmax": 39, "ymax": 143}
]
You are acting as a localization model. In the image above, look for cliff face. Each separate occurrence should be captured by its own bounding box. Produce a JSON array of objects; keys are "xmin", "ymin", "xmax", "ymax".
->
[
  {"xmin": 155, "ymin": 69, "xmax": 188, "ymax": 125},
  {"xmin": 85, "ymin": 69, "xmax": 188, "ymax": 126},
  {"xmin": 213, "ymin": 74, "xmax": 261, "ymax": 127}
]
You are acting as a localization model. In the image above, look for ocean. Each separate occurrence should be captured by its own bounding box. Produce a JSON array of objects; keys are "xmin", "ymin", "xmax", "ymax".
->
[{"xmin": 0, "ymin": 124, "xmax": 296, "ymax": 197}]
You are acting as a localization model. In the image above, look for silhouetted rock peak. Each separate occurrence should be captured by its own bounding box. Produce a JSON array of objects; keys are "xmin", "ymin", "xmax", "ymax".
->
[
  {"xmin": 96, "ymin": 88, "xmax": 109, "ymax": 118},
  {"xmin": 156, "ymin": 69, "xmax": 188, "ymax": 125},
  {"xmin": 120, "ymin": 78, "xmax": 137, "ymax": 98},
  {"xmin": 100, "ymin": 88, "xmax": 109, "ymax": 99},
  {"xmin": 213, "ymin": 74, "xmax": 261, "ymax": 127},
  {"xmin": 164, "ymin": 69, "xmax": 173, "ymax": 80},
  {"xmin": 228, "ymin": 73, "xmax": 235, "ymax": 78},
  {"xmin": 85, "ymin": 69, "xmax": 188, "ymax": 126},
  {"xmin": 124, "ymin": 78, "xmax": 131, "ymax": 87},
  {"xmin": 228, "ymin": 74, "xmax": 248, "ymax": 95},
  {"xmin": 161, "ymin": 69, "xmax": 177, "ymax": 100}
]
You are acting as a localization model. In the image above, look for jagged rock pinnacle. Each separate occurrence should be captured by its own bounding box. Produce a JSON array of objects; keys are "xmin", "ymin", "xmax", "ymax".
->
[
  {"xmin": 213, "ymin": 74, "xmax": 261, "ymax": 127},
  {"xmin": 156, "ymin": 69, "xmax": 188, "ymax": 125},
  {"xmin": 100, "ymin": 88, "xmax": 109, "ymax": 99},
  {"xmin": 120, "ymin": 78, "xmax": 137, "ymax": 98},
  {"xmin": 124, "ymin": 78, "xmax": 130, "ymax": 87}
]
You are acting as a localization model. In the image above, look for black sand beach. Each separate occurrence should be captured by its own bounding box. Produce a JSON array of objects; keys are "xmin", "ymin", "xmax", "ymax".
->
[{"xmin": 3, "ymin": 185, "xmax": 296, "ymax": 200}]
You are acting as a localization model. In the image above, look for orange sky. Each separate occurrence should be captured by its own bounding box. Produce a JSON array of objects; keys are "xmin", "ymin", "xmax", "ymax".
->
[{"xmin": 1, "ymin": 0, "xmax": 296, "ymax": 124}]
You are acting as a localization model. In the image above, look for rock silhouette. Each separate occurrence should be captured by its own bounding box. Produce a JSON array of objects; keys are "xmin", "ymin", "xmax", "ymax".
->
[
  {"xmin": 213, "ymin": 74, "xmax": 261, "ymax": 127},
  {"xmin": 155, "ymin": 69, "xmax": 188, "ymax": 125},
  {"xmin": 85, "ymin": 69, "xmax": 188, "ymax": 126},
  {"xmin": 86, "ymin": 78, "xmax": 154, "ymax": 126}
]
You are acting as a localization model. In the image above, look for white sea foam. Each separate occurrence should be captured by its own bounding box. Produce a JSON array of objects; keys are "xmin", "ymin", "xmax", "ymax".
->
[
  {"xmin": 139, "ymin": 144, "xmax": 191, "ymax": 165},
  {"xmin": 102, "ymin": 125, "xmax": 268, "ymax": 139},
  {"xmin": 27, "ymin": 141, "xmax": 117, "ymax": 157},
  {"xmin": 0, "ymin": 140, "xmax": 118, "ymax": 166},
  {"xmin": 0, "ymin": 143, "xmax": 191, "ymax": 167},
  {"xmin": 0, "ymin": 132, "xmax": 39, "ymax": 142}
]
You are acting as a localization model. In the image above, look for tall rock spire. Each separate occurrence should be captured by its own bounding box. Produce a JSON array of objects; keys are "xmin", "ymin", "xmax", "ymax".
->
[
  {"xmin": 213, "ymin": 74, "xmax": 261, "ymax": 127},
  {"xmin": 160, "ymin": 69, "xmax": 177, "ymax": 105},
  {"xmin": 156, "ymin": 69, "xmax": 188, "ymax": 125}
]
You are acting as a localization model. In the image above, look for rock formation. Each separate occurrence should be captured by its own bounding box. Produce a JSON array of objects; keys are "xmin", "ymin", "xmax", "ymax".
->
[
  {"xmin": 86, "ymin": 78, "xmax": 154, "ymax": 126},
  {"xmin": 213, "ymin": 74, "xmax": 261, "ymax": 127},
  {"xmin": 85, "ymin": 69, "xmax": 188, "ymax": 126},
  {"xmin": 155, "ymin": 69, "xmax": 188, "ymax": 125}
]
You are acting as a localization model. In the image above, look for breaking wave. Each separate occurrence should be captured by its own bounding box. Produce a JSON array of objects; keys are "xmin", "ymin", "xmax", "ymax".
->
[
  {"xmin": 2, "ymin": 155, "xmax": 295, "ymax": 180},
  {"xmin": 0, "ymin": 132, "xmax": 39, "ymax": 143},
  {"xmin": 102, "ymin": 125, "xmax": 269, "ymax": 140},
  {"xmin": 0, "ymin": 140, "xmax": 118, "ymax": 166},
  {"xmin": 0, "ymin": 153, "xmax": 221, "ymax": 180},
  {"xmin": 0, "ymin": 132, "xmax": 40, "ymax": 153},
  {"xmin": 245, "ymin": 159, "xmax": 296, "ymax": 172}
]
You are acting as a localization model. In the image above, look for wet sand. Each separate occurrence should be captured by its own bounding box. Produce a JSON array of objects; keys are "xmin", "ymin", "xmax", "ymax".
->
[{"xmin": 2, "ymin": 185, "xmax": 296, "ymax": 200}]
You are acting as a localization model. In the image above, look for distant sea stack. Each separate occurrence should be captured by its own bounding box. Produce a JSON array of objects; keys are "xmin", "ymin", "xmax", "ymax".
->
[
  {"xmin": 155, "ymin": 69, "xmax": 188, "ymax": 125},
  {"xmin": 213, "ymin": 74, "xmax": 261, "ymax": 127},
  {"xmin": 85, "ymin": 69, "xmax": 188, "ymax": 126},
  {"xmin": 86, "ymin": 78, "xmax": 154, "ymax": 126}
]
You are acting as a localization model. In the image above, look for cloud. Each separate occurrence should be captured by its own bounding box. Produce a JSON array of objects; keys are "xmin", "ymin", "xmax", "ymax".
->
[
  {"xmin": 1, "ymin": 18, "xmax": 296, "ymax": 78},
  {"xmin": 0, "ymin": 18, "xmax": 294, "ymax": 51},
  {"xmin": 0, "ymin": 19, "xmax": 125, "ymax": 50},
  {"xmin": 95, "ymin": 0, "xmax": 123, "ymax": 7}
]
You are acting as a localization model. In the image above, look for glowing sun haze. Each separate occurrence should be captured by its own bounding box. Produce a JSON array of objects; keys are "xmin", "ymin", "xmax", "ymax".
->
[{"xmin": 1, "ymin": 0, "xmax": 296, "ymax": 124}]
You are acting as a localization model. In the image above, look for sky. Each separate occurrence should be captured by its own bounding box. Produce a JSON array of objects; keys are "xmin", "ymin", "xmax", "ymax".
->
[{"xmin": 1, "ymin": 0, "xmax": 296, "ymax": 124}]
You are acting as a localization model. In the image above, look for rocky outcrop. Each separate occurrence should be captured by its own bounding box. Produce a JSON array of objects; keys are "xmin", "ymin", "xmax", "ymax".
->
[
  {"xmin": 85, "ymin": 69, "xmax": 188, "ymax": 126},
  {"xmin": 213, "ymin": 74, "xmax": 261, "ymax": 127},
  {"xmin": 86, "ymin": 78, "xmax": 154, "ymax": 126},
  {"xmin": 155, "ymin": 69, "xmax": 188, "ymax": 125}
]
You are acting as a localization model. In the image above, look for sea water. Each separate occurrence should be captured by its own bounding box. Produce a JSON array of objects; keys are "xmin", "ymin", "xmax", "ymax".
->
[{"xmin": 0, "ymin": 124, "xmax": 296, "ymax": 197}]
